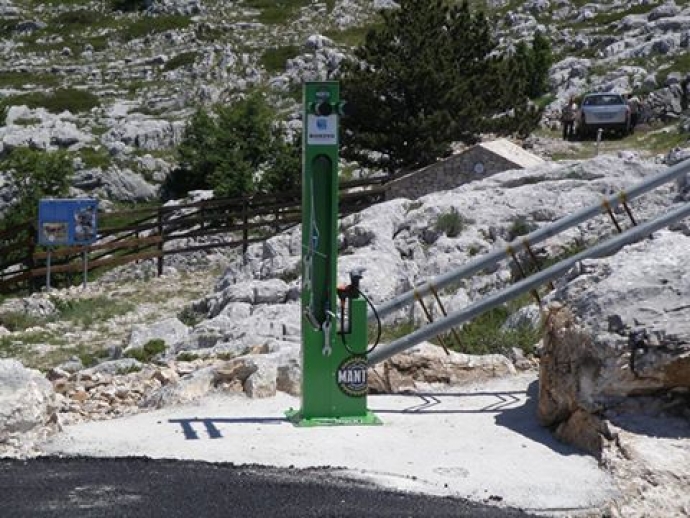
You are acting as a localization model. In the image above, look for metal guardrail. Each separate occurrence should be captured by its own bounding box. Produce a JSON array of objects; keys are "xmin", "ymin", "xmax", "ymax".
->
[
  {"xmin": 369, "ymin": 157, "xmax": 690, "ymax": 322},
  {"xmin": 368, "ymin": 200, "xmax": 690, "ymax": 365}
]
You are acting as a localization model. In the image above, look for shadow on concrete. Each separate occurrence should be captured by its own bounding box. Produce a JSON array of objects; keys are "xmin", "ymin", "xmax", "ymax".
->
[
  {"xmin": 493, "ymin": 380, "xmax": 584, "ymax": 456},
  {"xmin": 370, "ymin": 390, "xmax": 525, "ymax": 414},
  {"xmin": 372, "ymin": 380, "xmax": 583, "ymax": 456},
  {"xmin": 169, "ymin": 417, "xmax": 287, "ymax": 440}
]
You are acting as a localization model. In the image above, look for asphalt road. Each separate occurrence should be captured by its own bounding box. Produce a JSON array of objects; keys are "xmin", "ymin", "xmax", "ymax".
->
[{"xmin": 0, "ymin": 457, "xmax": 535, "ymax": 518}]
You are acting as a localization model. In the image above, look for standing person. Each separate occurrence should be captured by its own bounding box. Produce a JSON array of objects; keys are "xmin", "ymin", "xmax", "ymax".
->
[
  {"xmin": 561, "ymin": 96, "xmax": 577, "ymax": 140},
  {"xmin": 628, "ymin": 93, "xmax": 641, "ymax": 134}
]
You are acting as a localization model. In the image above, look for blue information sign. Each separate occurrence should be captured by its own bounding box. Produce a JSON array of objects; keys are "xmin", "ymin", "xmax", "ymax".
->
[{"xmin": 38, "ymin": 199, "xmax": 98, "ymax": 246}]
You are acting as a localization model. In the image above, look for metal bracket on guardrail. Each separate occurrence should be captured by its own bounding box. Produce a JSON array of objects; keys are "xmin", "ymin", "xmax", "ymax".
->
[
  {"xmin": 507, "ymin": 245, "xmax": 542, "ymax": 306},
  {"xmin": 602, "ymin": 198, "xmax": 623, "ymax": 233},
  {"xmin": 413, "ymin": 288, "xmax": 451, "ymax": 355},
  {"xmin": 428, "ymin": 284, "xmax": 463, "ymax": 353},
  {"xmin": 603, "ymin": 193, "xmax": 639, "ymax": 234},
  {"xmin": 618, "ymin": 192, "xmax": 638, "ymax": 227}
]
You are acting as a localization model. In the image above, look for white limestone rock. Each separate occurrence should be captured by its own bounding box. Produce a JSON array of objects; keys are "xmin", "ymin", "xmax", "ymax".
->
[
  {"xmin": 0, "ymin": 360, "xmax": 57, "ymax": 456},
  {"xmin": 126, "ymin": 317, "xmax": 190, "ymax": 353}
]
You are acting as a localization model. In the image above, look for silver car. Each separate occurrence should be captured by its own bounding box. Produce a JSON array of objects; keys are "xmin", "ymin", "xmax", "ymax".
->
[{"xmin": 577, "ymin": 92, "xmax": 630, "ymax": 138}]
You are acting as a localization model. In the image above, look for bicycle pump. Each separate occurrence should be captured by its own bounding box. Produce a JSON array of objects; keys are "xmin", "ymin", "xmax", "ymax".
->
[{"xmin": 285, "ymin": 81, "xmax": 381, "ymax": 426}]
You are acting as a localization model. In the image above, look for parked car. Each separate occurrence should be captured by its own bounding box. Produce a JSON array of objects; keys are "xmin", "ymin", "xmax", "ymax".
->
[{"xmin": 577, "ymin": 92, "xmax": 630, "ymax": 138}]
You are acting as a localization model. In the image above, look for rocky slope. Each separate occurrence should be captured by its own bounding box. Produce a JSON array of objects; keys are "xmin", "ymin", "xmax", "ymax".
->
[
  {"xmin": 2, "ymin": 0, "xmax": 690, "ymax": 513},
  {"xmin": 2, "ymin": 0, "xmax": 690, "ymax": 208},
  {"xmin": 1, "ymin": 148, "xmax": 689, "ymax": 514}
]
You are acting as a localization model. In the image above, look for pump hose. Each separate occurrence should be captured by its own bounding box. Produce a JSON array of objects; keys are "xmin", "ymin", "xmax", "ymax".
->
[{"xmin": 340, "ymin": 289, "xmax": 381, "ymax": 357}]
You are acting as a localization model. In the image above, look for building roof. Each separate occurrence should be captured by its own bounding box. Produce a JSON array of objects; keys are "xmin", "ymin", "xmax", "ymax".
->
[{"xmin": 477, "ymin": 138, "xmax": 544, "ymax": 169}]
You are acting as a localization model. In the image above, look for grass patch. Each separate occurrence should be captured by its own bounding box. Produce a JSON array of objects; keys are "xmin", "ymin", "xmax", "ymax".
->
[
  {"xmin": 77, "ymin": 147, "xmax": 113, "ymax": 169},
  {"xmin": 178, "ymin": 306, "xmax": 205, "ymax": 327},
  {"xmin": 453, "ymin": 305, "xmax": 541, "ymax": 356},
  {"xmin": 124, "ymin": 338, "xmax": 167, "ymax": 363},
  {"xmin": 519, "ymin": 241, "xmax": 587, "ymax": 280},
  {"xmin": 51, "ymin": 295, "xmax": 135, "ymax": 328},
  {"xmin": 0, "ymin": 71, "xmax": 60, "ymax": 90},
  {"xmin": 1, "ymin": 88, "xmax": 100, "ymax": 114},
  {"xmin": 110, "ymin": 0, "xmax": 149, "ymax": 11},
  {"xmin": 0, "ymin": 311, "xmax": 44, "ymax": 332},
  {"xmin": 119, "ymin": 15, "xmax": 191, "ymax": 41},
  {"xmin": 244, "ymin": 0, "xmax": 310, "ymax": 24},
  {"xmin": 260, "ymin": 45, "xmax": 299, "ymax": 73},
  {"xmin": 176, "ymin": 351, "xmax": 200, "ymax": 362},
  {"xmin": 507, "ymin": 216, "xmax": 534, "ymax": 242},
  {"xmin": 371, "ymin": 320, "xmax": 417, "ymax": 344},
  {"xmin": 163, "ymin": 51, "xmax": 199, "ymax": 71},
  {"xmin": 12, "ymin": 117, "xmax": 43, "ymax": 126},
  {"xmin": 324, "ymin": 23, "xmax": 381, "ymax": 48},
  {"xmin": 435, "ymin": 207, "xmax": 468, "ymax": 238},
  {"xmin": 53, "ymin": 9, "xmax": 102, "ymax": 28},
  {"xmin": 0, "ymin": 336, "xmax": 23, "ymax": 359}
]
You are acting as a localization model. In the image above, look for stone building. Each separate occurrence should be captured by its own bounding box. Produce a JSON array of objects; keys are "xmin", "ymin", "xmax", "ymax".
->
[{"xmin": 385, "ymin": 138, "xmax": 544, "ymax": 200}]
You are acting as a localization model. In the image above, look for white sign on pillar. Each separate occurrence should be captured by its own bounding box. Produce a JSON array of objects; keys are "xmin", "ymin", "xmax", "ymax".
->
[{"xmin": 307, "ymin": 115, "xmax": 338, "ymax": 145}]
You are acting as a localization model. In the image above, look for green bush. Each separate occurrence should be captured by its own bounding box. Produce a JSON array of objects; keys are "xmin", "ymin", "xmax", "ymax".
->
[
  {"xmin": 0, "ymin": 71, "xmax": 60, "ymax": 89},
  {"xmin": 163, "ymin": 51, "xmax": 199, "ymax": 71},
  {"xmin": 111, "ymin": 0, "xmax": 148, "ymax": 11},
  {"xmin": 124, "ymin": 339, "xmax": 167, "ymax": 363},
  {"xmin": 260, "ymin": 45, "xmax": 299, "ymax": 73},
  {"xmin": 434, "ymin": 207, "xmax": 467, "ymax": 238},
  {"xmin": 507, "ymin": 216, "xmax": 534, "ymax": 242},
  {"xmin": 176, "ymin": 351, "xmax": 200, "ymax": 362},
  {"xmin": 244, "ymin": 0, "xmax": 310, "ymax": 24},
  {"xmin": 1, "ymin": 88, "xmax": 100, "ymax": 114},
  {"xmin": 453, "ymin": 306, "xmax": 541, "ymax": 356},
  {"xmin": 178, "ymin": 306, "xmax": 204, "ymax": 327},
  {"xmin": 0, "ymin": 148, "xmax": 73, "ymax": 230},
  {"xmin": 168, "ymin": 90, "xmax": 299, "ymax": 199},
  {"xmin": 53, "ymin": 10, "xmax": 101, "ymax": 27},
  {"xmin": 120, "ymin": 15, "xmax": 191, "ymax": 41}
]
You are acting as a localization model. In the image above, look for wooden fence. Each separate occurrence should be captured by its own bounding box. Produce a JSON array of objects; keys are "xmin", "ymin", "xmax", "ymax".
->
[{"xmin": 0, "ymin": 178, "xmax": 387, "ymax": 294}]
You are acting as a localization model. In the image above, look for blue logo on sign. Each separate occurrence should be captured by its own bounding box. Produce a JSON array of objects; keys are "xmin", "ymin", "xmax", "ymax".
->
[{"xmin": 316, "ymin": 118, "xmax": 328, "ymax": 130}]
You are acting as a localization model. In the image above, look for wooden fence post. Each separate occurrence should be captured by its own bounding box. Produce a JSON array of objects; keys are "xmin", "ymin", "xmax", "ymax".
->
[
  {"xmin": 242, "ymin": 198, "xmax": 249, "ymax": 263},
  {"xmin": 157, "ymin": 207, "xmax": 164, "ymax": 276},
  {"xmin": 26, "ymin": 224, "xmax": 38, "ymax": 293}
]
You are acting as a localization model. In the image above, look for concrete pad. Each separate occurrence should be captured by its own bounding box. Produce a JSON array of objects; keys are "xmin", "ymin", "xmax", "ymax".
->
[{"xmin": 41, "ymin": 373, "xmax": 617, "ymax": 515}]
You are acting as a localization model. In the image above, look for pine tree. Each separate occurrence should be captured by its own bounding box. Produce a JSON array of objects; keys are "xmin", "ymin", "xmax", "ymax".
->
[
  {"xmin": 340, "ymin": 0, "xmax": 552, "ymax": 174},
  {"xmin": 170, "ymin": 90, "xmax": 298, "ymax": 199}
]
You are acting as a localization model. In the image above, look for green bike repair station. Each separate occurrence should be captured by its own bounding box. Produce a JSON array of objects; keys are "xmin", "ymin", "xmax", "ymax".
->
[{"xmin": 286, "ymin": 81, "xmax": 381, "ymax": 427}]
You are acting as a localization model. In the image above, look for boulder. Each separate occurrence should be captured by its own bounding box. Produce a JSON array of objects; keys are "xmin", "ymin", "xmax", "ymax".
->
[
  {"xmin": 539, "ymin": 231, "xmax": 690, "ymax": 455},
  {"xmin": 80, "ymin": 358, "xmax": 144, "ymax": 377},
  {"xmin": 369, "ymin": 342, "xmax": 516, "ymax": 393},
  {"xmin": 141, "ymin": 366, "xmax": 216, "ymax": 409},
  {"xmin": 126, "ymin": 317, "xmax": 190, "ymax": 353},
  {"xmin": 0, "ymin": 295, "xmax": 57, "ymax": 319},
  {"xmin": 0, "ymin": 360, "xmax": 57, "ymax": 455}
]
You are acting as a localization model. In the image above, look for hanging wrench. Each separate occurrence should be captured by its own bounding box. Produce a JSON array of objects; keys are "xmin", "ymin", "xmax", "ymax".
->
[{"xmin": 321, "ymin": 314, "xmax": 334, "ymax": 357}]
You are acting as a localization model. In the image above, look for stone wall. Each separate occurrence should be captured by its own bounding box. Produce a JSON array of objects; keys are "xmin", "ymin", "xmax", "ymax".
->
[{"xmin": 386, "ymin": 147, "xmax": 525, "ymax": 200}]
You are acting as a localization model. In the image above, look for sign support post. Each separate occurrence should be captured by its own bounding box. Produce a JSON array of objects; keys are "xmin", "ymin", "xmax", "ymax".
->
[
  {"xmin": 38, "ymin": 198, "xmax": 98, "ymax": 291},
  {"xmin": 46, "ymin": 249, "xmax": 52, "ymax": 291},
  {"xmin": 286, "ymin": 81, "xmax": 380, "ymax": 427},
  {"xmin": 82, "ymin": 249, "xmax": 88, "ymax": 289}
]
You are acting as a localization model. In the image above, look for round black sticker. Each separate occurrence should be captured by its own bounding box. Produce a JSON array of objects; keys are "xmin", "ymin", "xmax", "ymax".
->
[{"xmin": 336, "ymin": 356, "xmax": 368, "ymax": 397}]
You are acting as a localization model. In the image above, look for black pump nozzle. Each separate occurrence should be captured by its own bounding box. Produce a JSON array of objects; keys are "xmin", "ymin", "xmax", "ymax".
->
[{"xmin": 349, "ymin": 268, "xmax": 364, "ymax": 292}]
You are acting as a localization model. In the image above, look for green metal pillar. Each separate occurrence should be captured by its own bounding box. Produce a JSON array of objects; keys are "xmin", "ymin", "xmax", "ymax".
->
[{"xmin": 286, "ymin": 81, "xmax": 380, "ymax": 427}]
